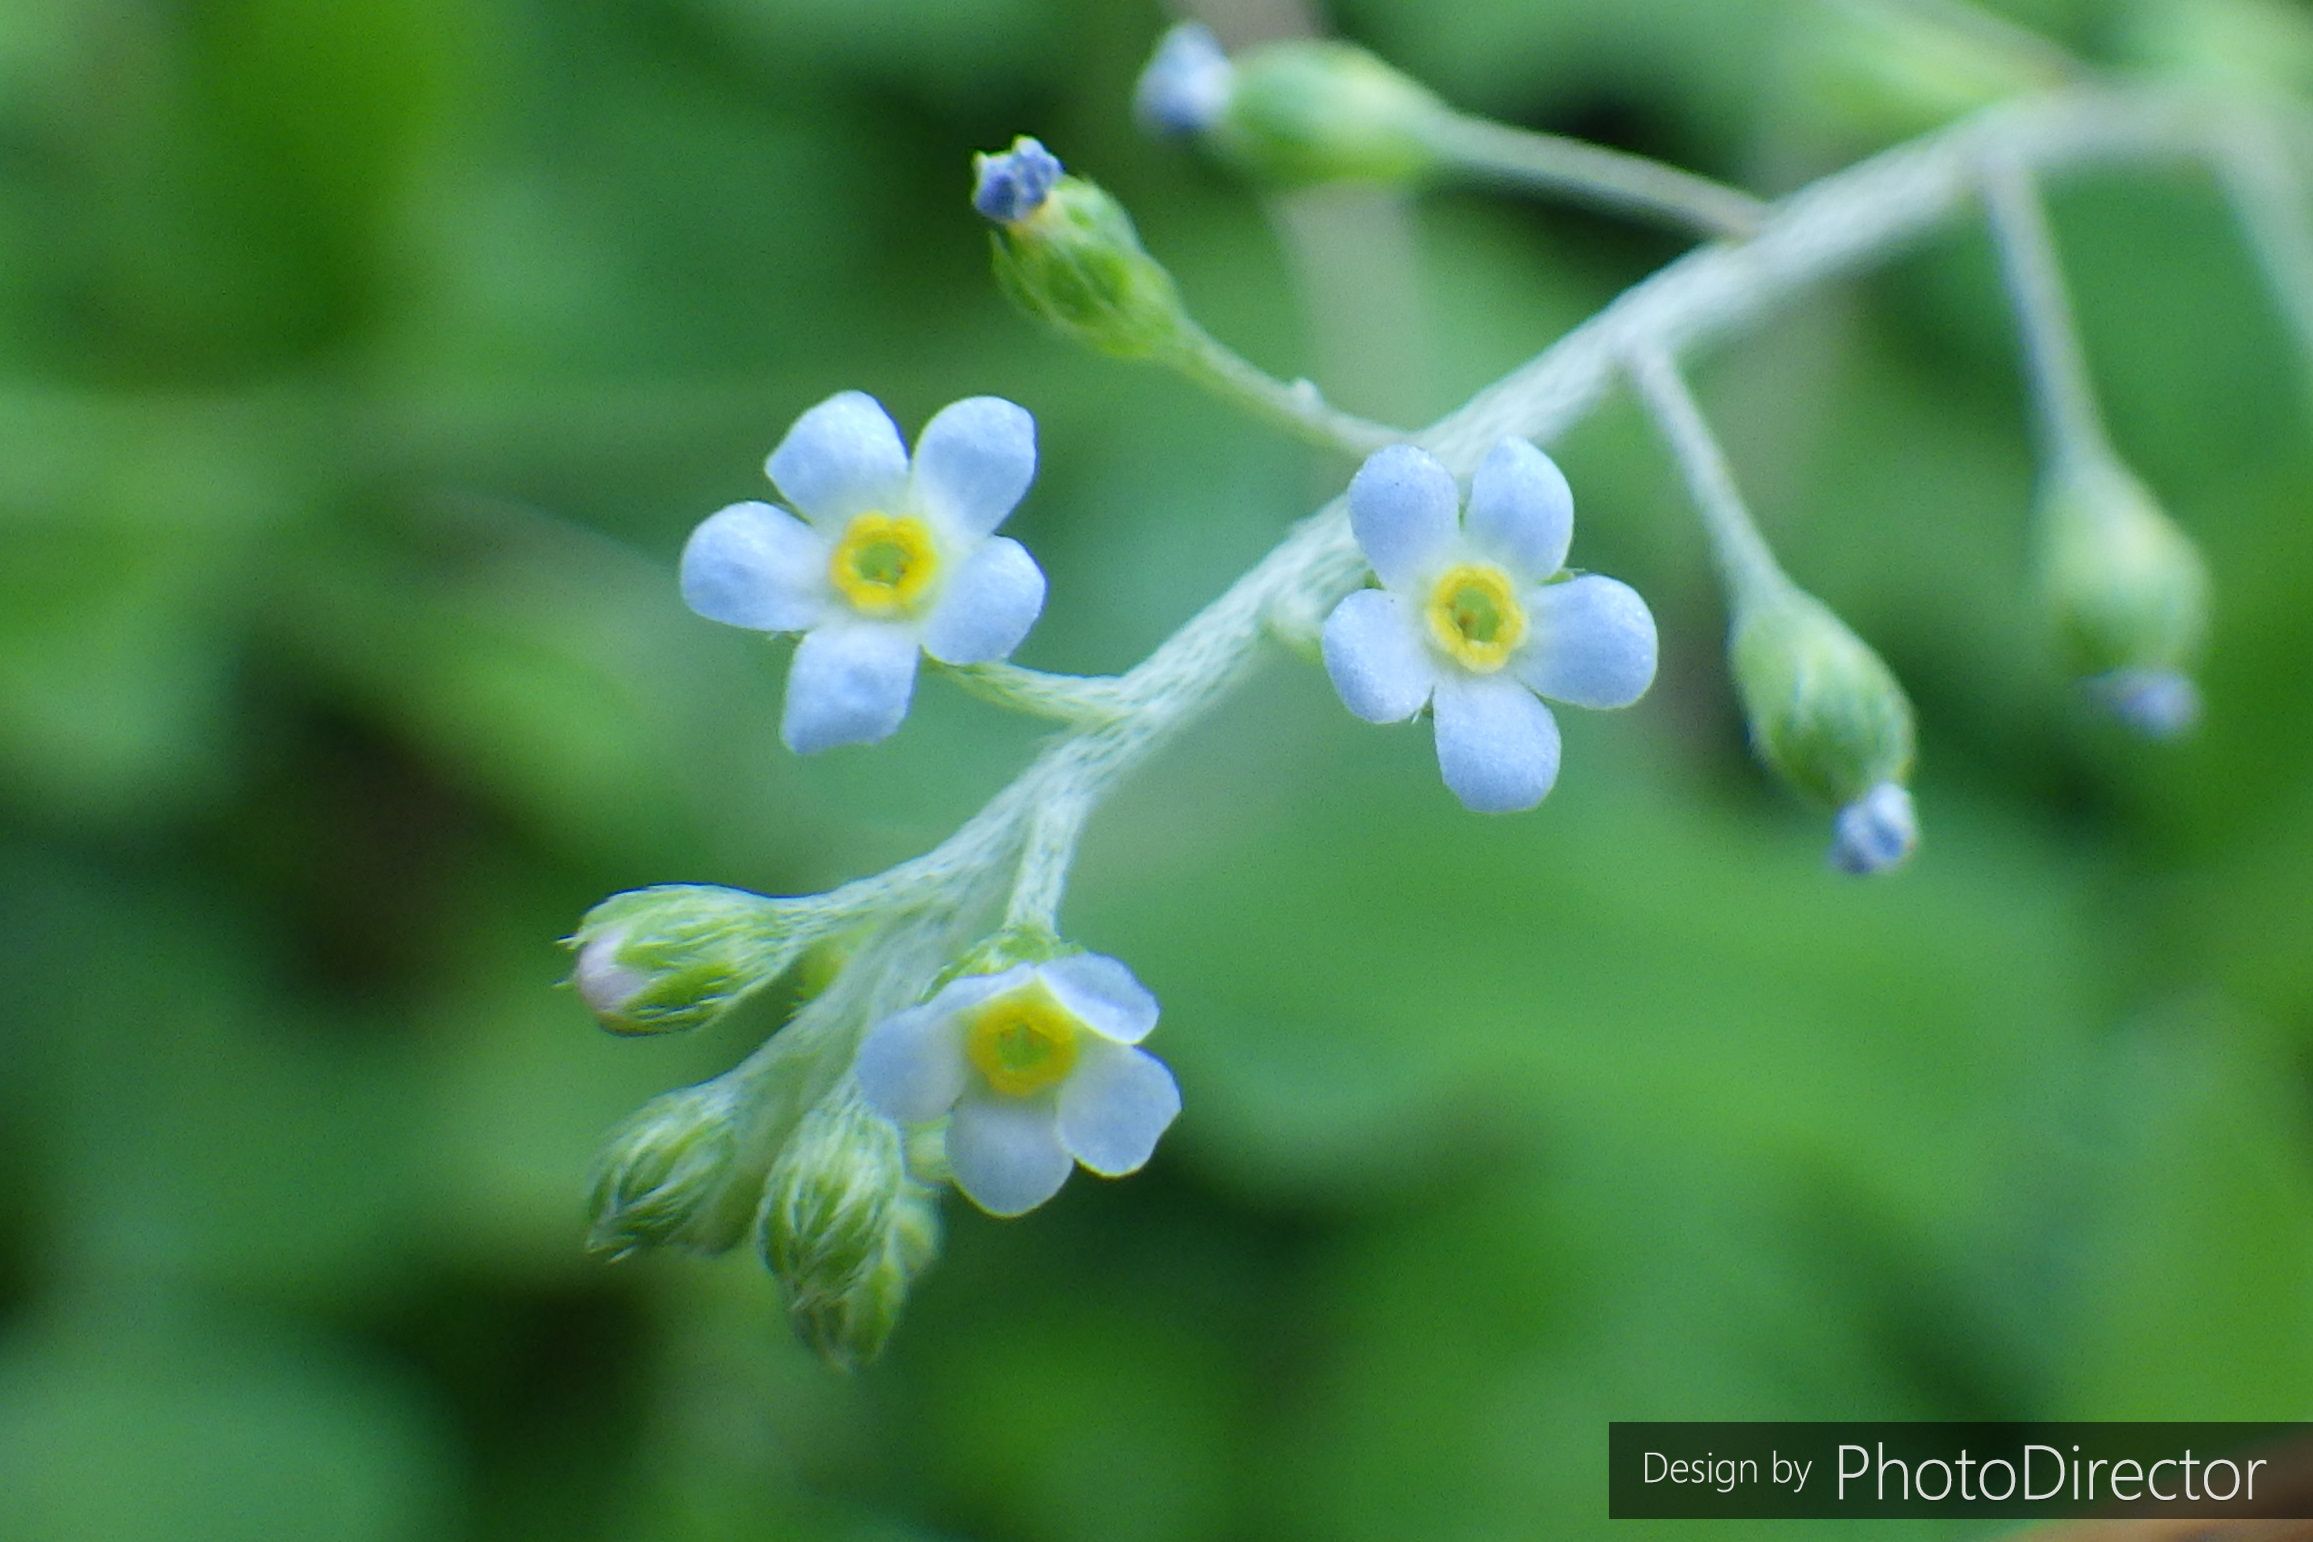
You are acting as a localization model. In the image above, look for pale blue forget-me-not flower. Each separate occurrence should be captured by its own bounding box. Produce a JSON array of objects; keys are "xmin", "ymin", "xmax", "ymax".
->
[
  {"xmin": 853, "ymin": 954, "xmax": 1180, "ymax": 1217},
  {"xmin": 681, "ymin": 391, "xmax": 1049, "ymax": 754},
  {"xmin": 1322, "ymin": 441, "xmax": 1658, "ymax": 813}
]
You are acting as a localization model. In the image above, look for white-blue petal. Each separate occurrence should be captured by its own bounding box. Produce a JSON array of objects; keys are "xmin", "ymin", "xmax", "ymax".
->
[
  {"xmin": 1466, "ymin": 439, "xmax": 1573, "ymax": 581},
  {"xmin": 947, "ymin": 1090, "xmax": 1073, "ymax": 1216},
  {"xmin": 909, "ymin": 396, "xmax": 1036, "ymax": 539},
  {"xmin": 921, "ymin": 536, "xmax": 1045, "ymax": 665},
  {"xmin": 1432, "ymin": 673, "xmax": 1562, "ymax": 813},
  {"xmin": 780, "ymin": 621, "xmax": 920, "ymax": 754},
  {"xmin": 1038, "ymin": 953, "xmax": 1159, "ymax": 1045},
  {"xmin": 1349, "ymin": 443, "xmax": 1459, "ymax": 591},
  {"xmin": 1057, "ymin": 1041, "xmax": 1180, "ymax": 1177},
  {"xmin": 1512, "ymin": 575, "xmax": 1658, "ymax": 710},
  {"xmin": 1322, "ymin": 588, "xmax": 1435, "ymax": 723},
  {"xmin": 854, "ymin": 1002, "xmax": 968, "ymax": 1123},
  {"xmin": 926, "ymin": 964, "xmax": 1035, "ymax": 1020},
  {"xmin": 678, "ymin": 501, "xmax": 829, "ymax": 633},
  {"xmin": 765, "ymin": 391, "xmax": 909, "ymax": 528}
]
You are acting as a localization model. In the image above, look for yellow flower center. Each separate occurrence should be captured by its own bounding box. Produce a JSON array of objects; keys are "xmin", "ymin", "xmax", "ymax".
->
[
  {"xmin": 963, "ymin": 980, "xmax": 1082, "ymax": 1099},
  {"xmin": 1424, "ymin": 562, "xmax": 1526, "ymax": 672},
  {"xmin": 829, "ymin": 512, "xmax": 939, "ymax": 617}
]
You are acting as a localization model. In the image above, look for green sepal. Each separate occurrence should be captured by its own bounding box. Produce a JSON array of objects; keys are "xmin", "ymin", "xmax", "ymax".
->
[
  {"xmin": 989, "ymin": 176, "xmax": 1191, "ymax": 361},
  {"xmin": 2036, "ymin": 455, "xmax": 2210, "ymax": 681},
  {"xmin": 1207, "ymin": 41, "xmax": 1444, "ymax": 186},
  {"xmin": 1730, "ymin": 586, "xmax": 1917, "ymax": 808},
  {"xmin": 568, "ymin": 884, "xmax": 810, "ymax": 1037}
]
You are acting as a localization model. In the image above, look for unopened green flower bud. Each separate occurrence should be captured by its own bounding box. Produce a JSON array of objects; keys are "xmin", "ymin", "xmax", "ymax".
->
[
  {"xmin": 568, "ymin": 884, "xmax": 807, "ymax": 1036},
  {"xmin": 1785, "ymin": 0, "xmax": 2072, "ymax": 143},
  {"xmin": 586, "ymin": 1080, "xmax": 758, "ymax": 1258},
  {"xmin": 759, "ymin": 1090, "xmax": 942, "ymax": 1369},
  {"xmin": 1730, "ymin": 586, "xmax": 1918, "ymax": 810},
  {"xmin": 2036, "ymin": 455, "xmax": 2210, "ymax": 733},
  {"xmin": 1204, "ymin": 40, "xmax": 1444, "ymax": 186},
  {"xmin": 976, "ymin": 141, "xmax": 1191, "ymax": 362}
]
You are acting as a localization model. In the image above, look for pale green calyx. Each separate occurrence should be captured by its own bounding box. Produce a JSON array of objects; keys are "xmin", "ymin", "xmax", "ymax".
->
[
  {"xmin": 587, "ymin": 1080, "xmax": 759, "ymax": 1258},
  {"xmin": 981, "ymin": 156, "xmax": 1192, "ymax": 361},
  {"xmin": 759, "ymin": 1089, "xmax": 942, "ymax": 1370},
  {"xmin": 1729, "ymin": 584, "xmax": 1917, "ymax": 809},
  {"xmin": 2036, "ymin": 454, "xmax": 2210, "ymax": 724},
  {"xmin": 1205, "ymin": 40, "xmax": 1444, "ymax": 186},
  {"xmin": 569, "ymin": 884, "xmax": 809, "ymax": 1036}
]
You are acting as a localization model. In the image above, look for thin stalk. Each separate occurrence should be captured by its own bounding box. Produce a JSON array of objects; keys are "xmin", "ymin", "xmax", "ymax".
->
[
  {"xmin": 939, "ymin": 661, "xmax": 1127, "ymax": 725},
  {"xmin": 2215, "ymin": 120, "xmax": 2313, "ymax": 377},
  {"xmin": 1170, "ymin": 323, "xmax": 1404, "ymax": 455},
  {"xmin": 1624, "ymin": 345, "xmax": 1789, "ymax": 610},
  {"xmin": 1418, "ymin": 111, "xmax": 1768, "ymax": 242},
  {"xmin": 1980, "ymin": 153, "xmax": 2111, "ymax": 471}
]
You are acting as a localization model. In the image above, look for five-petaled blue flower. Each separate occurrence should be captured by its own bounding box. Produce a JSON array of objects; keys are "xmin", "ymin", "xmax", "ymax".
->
[
  {"xmin": 854, "ymin": 953, "xmax": 1181, "ymax": 1217},
  {"xmin": 681, "ymin": 391, "xmax": 1049, "ymax": 754},
  {"xmin": 1322, "ymin": 441, "xmax": 1659, "ymax": 813}
]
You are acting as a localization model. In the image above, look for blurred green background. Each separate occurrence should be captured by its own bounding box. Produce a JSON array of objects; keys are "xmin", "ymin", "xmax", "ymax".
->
[{"xmin": 5, "ymin": 0, "xmax": 2312, "ymax": 1537}]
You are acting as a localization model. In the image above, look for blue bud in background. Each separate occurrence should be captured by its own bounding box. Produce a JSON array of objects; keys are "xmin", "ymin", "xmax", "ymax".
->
[
  {"xmin": 1135, "ymin": 22, "xmax": 1235, "ymax": 137},
  {"xmin": 2085, "ymin": 666, "xmax": 2201, "ymax": 739}
]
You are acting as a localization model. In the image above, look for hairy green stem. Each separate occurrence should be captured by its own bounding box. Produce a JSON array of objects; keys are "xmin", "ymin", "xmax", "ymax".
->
[
  {"xmin": 1417, "ymin": 110, "xmax": 1769, "ymax": 241},
  {"xmin": 1169, "ymin": 322, "xmax": 1404, "ymax": 455},
  {"xmin": 1980, "ymin": 152, "xmax": 2111, "ymax": 472},
  {"xmin": 938, "ymin": 661, "xmax": 1127, "ymax": 725},
  {"xmin": 1624, "ymin": 345, "xmax": 1789, "ymax": 609},
  {"xmin": 2215, "ymin": 118, "xmax": 2313, "ymax": 378}
]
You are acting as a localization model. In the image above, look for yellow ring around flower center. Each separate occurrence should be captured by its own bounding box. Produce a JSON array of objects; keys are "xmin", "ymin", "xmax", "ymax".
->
[
  {"xmin": 963, "ymin": 981, "xmax": 1081, "ymax": 1098},
  {"xmin": 829, "ymin": 512, "xmax": 939, "ymax": 617},
  {"xmin": 1424, "ymin": 562, "xmax": 1526, "ymax": 672}
]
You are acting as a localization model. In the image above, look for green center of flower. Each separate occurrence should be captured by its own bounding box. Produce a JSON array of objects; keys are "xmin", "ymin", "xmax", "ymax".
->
[
  {"xmin": 1425, "ymin": 562, "xmax": 1526, "ymax": 671},
  {"xmin": 963, "ymin": 982, "xmax": 1081, "ymax": 1098},
  {"xmin": 830, "ymin": 512, "xmax": 938, "ymax": 616}
]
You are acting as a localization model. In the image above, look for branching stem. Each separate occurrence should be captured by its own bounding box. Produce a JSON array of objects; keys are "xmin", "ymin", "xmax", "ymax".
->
[{"xmin": 758, "ymin": 85, "xmax": 2295, "ymax": 1069}]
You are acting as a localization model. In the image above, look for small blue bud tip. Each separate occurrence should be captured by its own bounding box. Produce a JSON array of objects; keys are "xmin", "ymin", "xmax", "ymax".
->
[
  {"xmin": 1830, "ymin": 782, "xmax": 1918, "ymax": 876},
  {"xmin": 1134, "ymin": 21, "xmax": 1233, "ymax": 137},
  {"xmin": 2085, "ymin": 667, "xmax": 2200, "ymax": 740},
  {"xmin": 972, "ymin": 136, "xmax": 1063, "ymax": 224}
]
